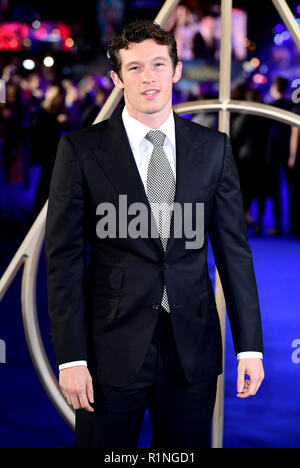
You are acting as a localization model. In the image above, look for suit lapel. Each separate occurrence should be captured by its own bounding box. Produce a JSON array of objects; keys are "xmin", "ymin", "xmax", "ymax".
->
[
  {"xmin": 173, "ymin": 112, "xmax": 208, "ymax": 204},
  {"xmin": 94, "ymin": 108, "xmax": 148, "ymax": 204},
  {"xmin": 166, "ymin": 112, "xmax": 209, "ymax": 255},
  {"xmin": 92, "ymin": 108, "xmax": 162, "ymax": 253}
]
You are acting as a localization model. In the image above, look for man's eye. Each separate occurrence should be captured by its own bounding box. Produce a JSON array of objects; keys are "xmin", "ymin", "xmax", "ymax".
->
[{"xmin": 129, "ymin": 66, "xmax": 139, "ymax": 71}]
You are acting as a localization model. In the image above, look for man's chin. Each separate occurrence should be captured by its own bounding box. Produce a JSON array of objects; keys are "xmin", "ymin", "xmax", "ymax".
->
[
  {"xmin": 126, "ymin": 101, "xmax": 172, "ymax": 122},
  {"xmin": 140, "ymin": 103, "xmax": 167, "ymax": 115}
]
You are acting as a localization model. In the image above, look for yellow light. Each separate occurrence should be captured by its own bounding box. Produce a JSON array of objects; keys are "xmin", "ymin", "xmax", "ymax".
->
[
  {"xmin": 65, "ymin": 38, "xmax": 74, "ymax": 48},
  {"xmin": 250, "ymin": 57, "xmax": 260, "ymax": 68}
]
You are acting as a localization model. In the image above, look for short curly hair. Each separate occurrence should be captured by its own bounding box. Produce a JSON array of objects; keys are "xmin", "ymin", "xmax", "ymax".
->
[{"xmin": 108, "ymin": 20, "xmax": 179, "ymax": 79}]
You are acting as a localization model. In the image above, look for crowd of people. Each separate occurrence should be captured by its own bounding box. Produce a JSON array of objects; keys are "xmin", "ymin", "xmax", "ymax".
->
[
  {"xmin": 0, "ymin": 66, "xmax": 111, "ymax": 223},
  {"xmin": 0, "ymin": 65, "xmax": 299, "ymax": 239},
  {"xmin": 192, "ymin": 77, "xmax": 300, "ymax": 239},
  {"xmin": 230, "ymin": 77, "xmax": 300, "ymax": 239}
]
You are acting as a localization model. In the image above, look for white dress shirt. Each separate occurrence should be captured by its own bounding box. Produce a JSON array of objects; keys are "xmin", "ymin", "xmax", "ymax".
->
[{"xmin": 59, "ymin": 107, "xmax": 262, "ymax": 370}]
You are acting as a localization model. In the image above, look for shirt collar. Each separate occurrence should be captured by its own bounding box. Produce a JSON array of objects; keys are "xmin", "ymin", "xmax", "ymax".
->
[{"xmin": 122, "ymin": 106, "xmax": 176, "ymax": 151}]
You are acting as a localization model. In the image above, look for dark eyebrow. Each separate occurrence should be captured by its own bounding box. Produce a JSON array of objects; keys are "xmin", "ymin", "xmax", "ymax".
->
[
  {"xmin": 125, "ymin": 61, "xmax": 141, "ymax": 69},
  {"xmin": 125, "ymin": 57, "xmax": 169, "ymax": 69},
  {"xmin": 152, "ymin": 57, "xmax": 168, "ymax": 61}
]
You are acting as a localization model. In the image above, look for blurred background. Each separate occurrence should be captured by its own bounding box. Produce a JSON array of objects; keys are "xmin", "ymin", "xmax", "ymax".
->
[{"xmin": 0, "ymin": 0, "xmax": 300, "ymax": 448}]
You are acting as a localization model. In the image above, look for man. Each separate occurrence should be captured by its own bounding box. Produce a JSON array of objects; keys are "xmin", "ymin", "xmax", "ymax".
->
[{"xmin": 45, "ymin": 21, "xmax": 264, "ymax": 449}]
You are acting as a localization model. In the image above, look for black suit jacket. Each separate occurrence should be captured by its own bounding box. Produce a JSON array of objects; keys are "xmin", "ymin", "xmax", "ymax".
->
[{"xmin": 45, "ymin": 108, "xmax": 263, "ymax": 387}]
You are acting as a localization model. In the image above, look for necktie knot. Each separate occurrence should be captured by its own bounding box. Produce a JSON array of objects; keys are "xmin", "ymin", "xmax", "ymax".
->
[{"xmin": 145, "ymin": 130, "xmax": 166, "ymax": 148}]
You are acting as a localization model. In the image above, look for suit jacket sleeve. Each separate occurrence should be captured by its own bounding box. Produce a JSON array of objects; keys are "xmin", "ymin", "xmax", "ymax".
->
[
  {"xmin": 208, "ymin": 134, "xmax": 263, "ymax": 355},
  {"xmin": 45, "ymin": 135, "xmax": 88, "ymax": 366}
]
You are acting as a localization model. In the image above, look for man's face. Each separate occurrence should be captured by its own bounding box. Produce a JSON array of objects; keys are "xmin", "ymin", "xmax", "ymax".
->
[{"xmin": 111, "ymin": 39, "xmax": 182, "ymax": 125}]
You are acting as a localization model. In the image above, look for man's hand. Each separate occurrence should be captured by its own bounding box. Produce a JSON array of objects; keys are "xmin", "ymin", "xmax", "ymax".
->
[
  {"xmin": 237, "ymin": 358, "xmax": 264, "ymax": 399},
  {"xmin": 59, "ymin": 366, "xmax": 94, "ymax": 412}
]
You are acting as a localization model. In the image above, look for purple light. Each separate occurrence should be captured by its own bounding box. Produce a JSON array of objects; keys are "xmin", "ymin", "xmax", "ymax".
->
[
  {"xmin": 274, "ymin": 34, "xmax": 284, "ymax": 46},
  {"xmin": 297, "ymin": 5, "xmax": 300, "ymax": 14},
  {"xmin": 275, "ymin": 24, "xmax": 285, "ymax": 33},
  {"xmin": 282, "ymin": 30, "xmax": 291, "ymax": 41}
]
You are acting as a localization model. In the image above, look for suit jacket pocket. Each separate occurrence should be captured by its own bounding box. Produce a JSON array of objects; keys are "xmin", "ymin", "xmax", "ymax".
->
[{"xmin": 92, "ymin": 294, "xmax": 120, "ymax": 320}]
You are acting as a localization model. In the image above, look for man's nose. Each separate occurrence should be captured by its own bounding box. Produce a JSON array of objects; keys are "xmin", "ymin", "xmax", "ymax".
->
[{"xmin": 142, "ymin": 65, "xmax": 155, "ymax": 82}]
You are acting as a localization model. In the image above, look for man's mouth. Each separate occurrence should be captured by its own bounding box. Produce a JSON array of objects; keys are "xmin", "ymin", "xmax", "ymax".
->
[{"xmin": 141, "ymin": 89, "xmax": 160, "ymax": 97}]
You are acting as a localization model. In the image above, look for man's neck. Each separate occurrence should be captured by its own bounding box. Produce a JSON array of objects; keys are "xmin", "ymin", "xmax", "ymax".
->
[{"xmin": 125, "ymin": 107, "xmax": 172, "ymax": 130}]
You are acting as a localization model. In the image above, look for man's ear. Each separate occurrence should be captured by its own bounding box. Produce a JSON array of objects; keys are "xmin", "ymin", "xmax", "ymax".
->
[
  {"xmin": 111, "ymin": 71, "xmax": 124, "ymax": 90},
  {"xmin": 172, "ymin": 62, "xmax": 183, "ymax": 84}
]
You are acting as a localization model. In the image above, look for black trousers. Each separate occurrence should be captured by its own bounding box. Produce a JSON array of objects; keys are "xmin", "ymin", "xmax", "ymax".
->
[{"xmin": 75, "ymin": 308, "xmax": 218, "ymax": 449}]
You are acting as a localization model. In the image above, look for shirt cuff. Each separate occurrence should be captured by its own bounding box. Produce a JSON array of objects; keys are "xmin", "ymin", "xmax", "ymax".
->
[
  {"xmin": 59, "ymin": 361, "xmax": 88, "ymax": 371},
  {"xmin": 237, "ymin": 352, "xmax": 263, "ymax": 360}
]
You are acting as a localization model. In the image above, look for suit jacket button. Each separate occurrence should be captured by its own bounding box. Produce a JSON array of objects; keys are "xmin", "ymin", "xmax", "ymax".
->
[
  {"xmin": 163, "ymin": 263, "xmax": 170, "ymax": 270},
  {"xmin": 152, "ymin": 303, "xmax": 160, "ymax": 310}
]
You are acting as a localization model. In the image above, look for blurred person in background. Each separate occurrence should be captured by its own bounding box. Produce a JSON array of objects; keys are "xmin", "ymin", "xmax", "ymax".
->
[
  {"xmin": 288, "ymin": 114, "xmax": 300, "ymax": 240},
  {"xmin": 230, "ymin": 82, "xmax": 247, "ymax": 176},
  {"xmin": 80, "ymin": 86, "xmax": 107, "ymax": 128},
  {"xmin": 19, "ymin": 74, "xmax": 45, "ymax": 189},
  {"xmin": 1, "ymin": 63, "xmax": 18, "ymax": 85},
  {"xmin": 26, "ymin": 73, "xmax": 44, "ymax": 110},
  {"xmin": 62, "ymin": 79, "xmax": 81, "ymax": 131},
  {"xmin": 0, "ymin": 100, "xmax": 22, "ymax": 226},
  {"xmin": 0, "ymin": 83, "xmax": 24, "ymax": 185},
  {"xmin": 78, "ymin": 75, "xmax": 98, "ymax": 119},
  {"xmin": 231, "ymin": 89, "xmax": 269, "ymax": 233},
  {"xmin": 263, "ymin": 77, "xmax": 293, "ymax": 235},
  {"xmin": 31, "ymin": 83, "xmax": 68, "ymax": 220}
]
